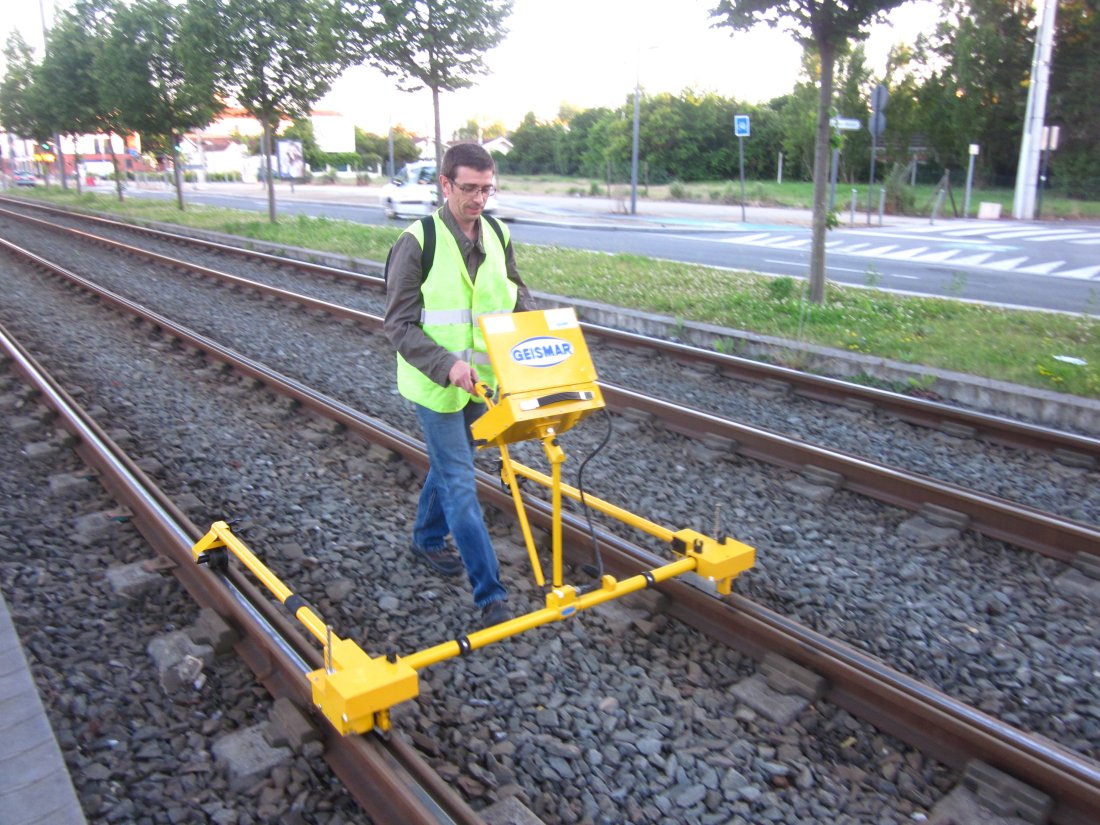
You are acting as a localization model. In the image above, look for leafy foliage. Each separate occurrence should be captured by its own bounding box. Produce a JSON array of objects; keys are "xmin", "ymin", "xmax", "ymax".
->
[
  {"xmin": 711, "ymin": 0, "xmax": 907, "ymax": 304},
  {"xmin": 0, "ymin": 32, "xmax": 50, "ymax": 145},
  {"xmin": 208, "ymin": 0, "xmax": 359, "ymax": 219},
  {"xmin": 1049, "ymin": 0, "xmax": 1100, "ymax": 199},
  {"xmin": 351, "ymin": 0, "xmax": 513, "ymax": 177},
  {"xmin": 97, "ymin": 0, "xmax": 223, "ymax": 206}
]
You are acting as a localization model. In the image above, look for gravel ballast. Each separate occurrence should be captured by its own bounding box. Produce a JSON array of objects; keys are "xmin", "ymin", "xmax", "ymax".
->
[{"xmin": 1, "ymin": 214, "xmax": 1097, "ymax": 823}]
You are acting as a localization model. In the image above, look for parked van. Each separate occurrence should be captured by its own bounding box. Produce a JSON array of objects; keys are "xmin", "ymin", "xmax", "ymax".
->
[{"xmin": 379, "ymin": 160, "xmax": 497, "ymax": 219}]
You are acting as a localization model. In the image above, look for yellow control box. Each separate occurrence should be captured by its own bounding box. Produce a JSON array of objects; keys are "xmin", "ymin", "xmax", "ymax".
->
[{"xmin": 472, "ymin": 308, "xmax": 604, "ymax": 446}]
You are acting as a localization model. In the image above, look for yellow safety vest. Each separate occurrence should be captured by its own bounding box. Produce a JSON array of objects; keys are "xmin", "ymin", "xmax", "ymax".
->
[{"xmin": 396, "ymin": 212, "xmax": 517, "ymax": 412}]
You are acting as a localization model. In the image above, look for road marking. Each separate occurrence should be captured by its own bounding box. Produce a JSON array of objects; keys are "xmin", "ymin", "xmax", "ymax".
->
[
  {"xmin": 885, "ymin": 246, "xmax": 930, "ymax": 259},
  {"xmin": 984, "ymin": 256, "xmax": 1030, "ymax": 270},
  {"xmin": 950, "ymin": 252, "xmax": 995, "ymax": 266},
  {"xmin": 1052, "ymin": 264, "xmax": 1100, "ymax": 279},
  {"xmin": 981, "ymin": 229, "xmax": 1098, "ymax": 242},
  {"xmin": 716, "ymin": 231, "xmax": 1090, "ymax": 278},
  {"xmin": 1016, "ymin": 260, "xmax": 1066, "ymax": 275},
  {"xmin": 914, "ymin": 249, "xmax": 961, "ymax": 263}
]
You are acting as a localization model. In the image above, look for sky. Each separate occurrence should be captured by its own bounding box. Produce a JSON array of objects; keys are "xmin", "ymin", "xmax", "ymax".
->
[{"xmin": 3, "ymin": 0, "xmax": 940, "ymax": 137}]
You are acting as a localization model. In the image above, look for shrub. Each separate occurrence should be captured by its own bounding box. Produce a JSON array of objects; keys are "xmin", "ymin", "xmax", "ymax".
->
[
  {"xmin": 766, "ymin": 276, "xmax": 798, "ymax": 302},
  {"xmin": 884, "ymin": 162, "xmax": 917, "ymax": 215}
]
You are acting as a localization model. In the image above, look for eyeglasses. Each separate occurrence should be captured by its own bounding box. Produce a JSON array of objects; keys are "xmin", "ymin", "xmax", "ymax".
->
[{"xmin": 449, "ymin": 181, "xmax": 496, "ymax": 197}]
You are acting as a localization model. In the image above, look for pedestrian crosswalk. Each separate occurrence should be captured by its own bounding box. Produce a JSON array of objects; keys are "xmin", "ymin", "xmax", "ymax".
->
[{"xmin": 715, "ymin": 224, "xmax": 1100, "ymax": 280}]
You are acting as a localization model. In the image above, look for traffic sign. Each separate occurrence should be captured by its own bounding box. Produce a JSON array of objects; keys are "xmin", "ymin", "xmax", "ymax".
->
[
  {"xmin": 733, "ymin": 115, "xmax": 750, "ymax": 138},
  {"xmin": 872, "ymin": 83, "xmax": 888, "ymax": 112},
  {"xmin": 830, "ymin": 117, "xmax": 861, "ymax": 131},
  {"xmin": 870, "ymin": 112, "xmax": 887, "ymax": 138}
]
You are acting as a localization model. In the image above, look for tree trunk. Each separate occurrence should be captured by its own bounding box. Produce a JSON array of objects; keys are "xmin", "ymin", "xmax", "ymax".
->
[
  {"xmin": 808, "ymin": 40, "xmax": 837, "ymax": 305},
  {"xmin": 72, "ymin": 138, "xmax": 83, "ymax": 196},
  {"xmin": 171, "ymin": 131, "xmax": 185, "ymax": 210},
  {"xmin": 107, "ymin": 136, "xmax": 124, "ymax": 202},
  {"xmin": 263, "ymin": 119, "xmax": 276, "ymax": 223},
  {"xmin": 432, "ymin": 84, "xmax": 443, "ymax": 208},
  {"xmin": 6, "ymin": 134, "xmax": 15, "ymax": 184},
  {"xmin": 55, "ymin": 132, "xmax": 68, "ymax": 189}
]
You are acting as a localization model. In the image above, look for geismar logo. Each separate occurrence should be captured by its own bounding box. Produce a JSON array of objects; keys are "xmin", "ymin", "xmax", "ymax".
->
[{"xmin": 510, "ymin": 336, "xmax": 573, "ymax": 367}]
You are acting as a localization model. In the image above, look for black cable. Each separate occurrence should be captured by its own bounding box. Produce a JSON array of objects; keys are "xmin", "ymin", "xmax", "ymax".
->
[{"xmin": 575, "ymin": 407, "xmax": 614, "ymax": 592}]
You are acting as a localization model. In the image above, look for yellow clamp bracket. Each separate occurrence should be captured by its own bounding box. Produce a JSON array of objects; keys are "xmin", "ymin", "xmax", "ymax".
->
[
  {"xmin": 671, "ymin": 529, "xmax": 756, "ymax": 595},
  {"xmin": 192, "ymin": 521, "xmax": 419, "ymax": 735},
  {"xmin": 308, "ymin": 640, "xmax": 419, "ymax": 735}
]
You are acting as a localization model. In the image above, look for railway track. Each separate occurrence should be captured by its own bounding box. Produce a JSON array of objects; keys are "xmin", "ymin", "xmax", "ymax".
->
[
  {"xmin": 0, "ymin": 327, "xmax": 484, "ymax": 824},
  {"xmin": 1, "ymin": 215, "xmax": 1098, "ymax": 822},
  {"xmin": 2, "ymin": 200, "xmax": 1096, "ymax": 568}
]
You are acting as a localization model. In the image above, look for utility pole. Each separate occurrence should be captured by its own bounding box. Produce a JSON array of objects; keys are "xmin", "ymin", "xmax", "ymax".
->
[{"xmin": 1012, "ymin": 0, "xmax": 1058, "ymax": 220}]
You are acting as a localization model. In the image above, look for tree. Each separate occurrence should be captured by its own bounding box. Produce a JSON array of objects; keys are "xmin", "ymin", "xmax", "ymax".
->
[
  {"xmin": 210, "ymin": 0, "xmax": 357, "ymax": 220},
  {"xmin": 97, "ymin": 0, "xmax": 222, "ymax": 206},
  {"xmin": 454, "ymin": 118, "xmax": 481, "ymax": 141},
  {"xmin": 505, "ymin": 111, "xmax": 566, "ymax": 175},
  {"xmin": 915, "ymin": 0, "xmax": 1033, "ymax": 185},
  {"xmin": 39, "ymin": 1, "xmax": 112, "ymax": 193},
  {"xmin": 355, "ymin": 0, "xmax": 513, "ymax": 200},
  {"xmin": 0, "ymin": 32, "xmax": 53, "ymax": 180},
  {"xmin": 1047, "ymin": 0, "xmax": 1099, "ymax": 199},
  {"xmin": 712, "ymin": 0, "xmax": 907, "ymax": 304},
  {"xmin": 357, "ymin": 125, "xmax": 419, "ymax": 173}
]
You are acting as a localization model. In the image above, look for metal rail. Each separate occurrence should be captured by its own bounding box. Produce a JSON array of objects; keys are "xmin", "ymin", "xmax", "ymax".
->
[{"xmin": 4, "ymin": 239, "xmax": 1099, "ymax": 823}]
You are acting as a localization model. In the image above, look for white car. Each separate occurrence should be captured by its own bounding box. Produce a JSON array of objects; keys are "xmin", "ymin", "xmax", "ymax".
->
[{"xmin": 379, "ymin": 160, "xmax": 498, "ymax": 219}]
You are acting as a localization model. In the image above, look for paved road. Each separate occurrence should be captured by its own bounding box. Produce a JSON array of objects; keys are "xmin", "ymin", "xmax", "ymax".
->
[{"xmin": 127, "ymin": 182, "xmax": 1100, "ymax": 314}]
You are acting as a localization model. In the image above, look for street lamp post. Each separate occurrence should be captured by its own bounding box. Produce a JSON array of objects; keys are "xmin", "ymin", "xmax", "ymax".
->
[
  {"xmin": 630, "ymin": 84, "xmax": 640, "ymax": 215},
  {"xmin": 629, "ymin": 47, "xmax": 656, "ymax": 216}
]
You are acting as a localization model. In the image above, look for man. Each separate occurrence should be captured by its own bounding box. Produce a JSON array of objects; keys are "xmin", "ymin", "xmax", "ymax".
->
[{"xmin": 384, "ymin": 143, "xmax": 535, "ymax": 629}]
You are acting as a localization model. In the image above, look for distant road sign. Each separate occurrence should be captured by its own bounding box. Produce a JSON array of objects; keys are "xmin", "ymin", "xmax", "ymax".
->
[
  {"xmin": 872, "ymin": 83, "xmax": 889, "ymax": 112},
  {"xmin": 870, "ymin": 112, "xmax": 887, "ymax": 138},
  {"xmin": 734, "ymin": 114, "xmax": 750, "ymax": 137},
  {"xmin": 830, "ymin": 117, "xmax": 861, "ymax": 131}
]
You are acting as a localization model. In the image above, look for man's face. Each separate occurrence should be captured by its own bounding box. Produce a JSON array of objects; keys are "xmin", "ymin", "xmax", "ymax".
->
[{"xmin": 441, "ymin": 166, "xmax": 495, "ymax": 224}]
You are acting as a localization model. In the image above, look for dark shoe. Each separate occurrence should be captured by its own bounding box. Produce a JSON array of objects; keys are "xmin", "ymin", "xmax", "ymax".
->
[
  {"xmin": 410, "ymin": 542, "xmax": 464, "ymax": 577},
  {"xmin": 479, "ymin": 599, "xmax": 511, "ymax": 629}
]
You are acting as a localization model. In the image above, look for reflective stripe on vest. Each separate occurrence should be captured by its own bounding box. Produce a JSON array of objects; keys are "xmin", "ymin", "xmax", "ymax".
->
[
  {"xmin": 421, "ymin": 308, "xmax": 473, "ymax": 325},
  {"xmin": 396, "ymin": 212, "xmax": 516, "ymax": 412}
]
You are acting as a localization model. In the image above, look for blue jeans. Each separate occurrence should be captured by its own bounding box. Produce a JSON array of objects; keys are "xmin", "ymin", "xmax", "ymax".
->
[{"xmin": 413, "ymin": 401, "xmax": 507, "ymax": 607}]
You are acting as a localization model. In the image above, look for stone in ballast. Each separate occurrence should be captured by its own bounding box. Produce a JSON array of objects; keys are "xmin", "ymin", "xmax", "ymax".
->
[{"xmin": 212, "ymin": 725, "xmax": 294, "ymax": 793}]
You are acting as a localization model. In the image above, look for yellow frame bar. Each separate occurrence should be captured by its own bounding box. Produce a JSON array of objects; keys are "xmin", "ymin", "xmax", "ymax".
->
[
  {"xmin": 508, "ymin": 459, "xmax": 675, "ymax": 544},
  {"xmin": 193, "ymin": 521, "xmax": 329, "ymax": 644},
  {"xmin": 402, "ymin": 557, "xmax": 695, "ymax": 671}
]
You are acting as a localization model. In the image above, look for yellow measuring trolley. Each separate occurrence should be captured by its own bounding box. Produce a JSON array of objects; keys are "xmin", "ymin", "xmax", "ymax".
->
[{"xmin": 192, "ymin": 308, "xmax": 754, "ymax": 736}]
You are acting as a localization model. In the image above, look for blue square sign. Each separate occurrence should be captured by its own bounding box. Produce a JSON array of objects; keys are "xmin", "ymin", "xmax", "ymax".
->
[{"xmin": 734, "ymin": 115, "xmax": 750, "ymax": 137}]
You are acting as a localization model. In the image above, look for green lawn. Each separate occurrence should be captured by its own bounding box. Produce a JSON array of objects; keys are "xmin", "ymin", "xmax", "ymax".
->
[{"xmin": 13, "ymin": 186, "xmax": 1100, "ymax": 399}]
